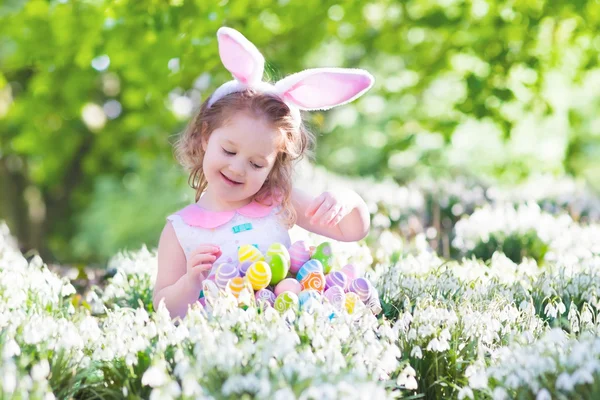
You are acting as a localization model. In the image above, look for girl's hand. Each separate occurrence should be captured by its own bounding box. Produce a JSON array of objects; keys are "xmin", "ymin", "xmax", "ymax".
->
[
  {"xmin": 186, "ymin": 244, "xmax": 222, "ymax": 286},
  {"xmin": 305, "ymin": 191, "xmax": 354, "ymax": 227}
]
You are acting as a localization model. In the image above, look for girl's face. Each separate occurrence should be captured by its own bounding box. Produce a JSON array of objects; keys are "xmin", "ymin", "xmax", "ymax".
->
[{"xmin": 202, "ymin": 112, "xmax": 281, "ymax": 205}]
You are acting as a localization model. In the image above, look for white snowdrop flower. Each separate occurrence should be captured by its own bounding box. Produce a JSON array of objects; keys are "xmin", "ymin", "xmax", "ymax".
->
[
  {"xmin": 458, "ymin": 386, "xmax": 474, "ymax": 400},
  {"xmin": 2, "ymin": 339, "xmax": 20, "ymax": 359},
  {"xmin": 31, "ymin": 359, "xmax": 50, "ymax": 382},
  {"xmin": 536, "ymin": 388, "xmax": 551, "ymax": 400},
  {"xmin": 492, "ymin": 387, "xmax": 509, "ymax": 400},
  {"xmin": 556, "ymin": 372, "xmax": 574, "ymax": 391},
  {"xmin": 141, "ymin": 362, "xmax": 170, "ymax": 388},
  {"xmin": 410, "ymin": 345, "xmax": 423, "ymax": 359}
]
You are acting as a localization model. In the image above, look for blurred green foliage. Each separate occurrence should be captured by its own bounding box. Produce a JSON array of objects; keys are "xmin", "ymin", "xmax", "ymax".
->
[{"xmin": 1, "ymin": 0, "xmax": 599, "ymax": 265}]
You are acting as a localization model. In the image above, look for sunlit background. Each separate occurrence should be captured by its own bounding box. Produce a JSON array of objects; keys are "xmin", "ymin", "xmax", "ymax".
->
[{"xmin": 1, "ymin": 0, "xmax": 599, "ymax": 268}]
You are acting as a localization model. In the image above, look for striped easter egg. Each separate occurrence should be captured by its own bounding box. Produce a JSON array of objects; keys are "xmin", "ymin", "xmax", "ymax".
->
[
  {"xmin": 365, "ymin": 290, "xmax": 382, "ymax": 315},
  {"xmin": 300, "ymin": 271, "xmax": 326, "ymax": 293},
  {"xmin": 324, "ymin": 286, "xmax": 346, "ymax": 310},
  {"xmin": 296, "ymin": 259, "xmax": 323, "ymax": 282},
  {"xmin": 226, "ymin": 277, "xmax": 246, "ymax": 298},
  {"xmin": 348, "ymin": 278, "xmax": 372, "ymax": 302},
  {"xmin": 238, "ymin": 261, "xmax": 252, "ymax": 277},
  {"xmin": 288, "ymin": 241, "xmax": 311, "ymax": 274},
  {"xmin": 266, "ymin": 243, "xmax": 290, "ymax": 264},
  {"xmin": 214, "ymin": 263, "xmax": 239, "ymax": 290},
  {"xmin": 238, "ymin": 244, "xmax": 264, "ymax": 264},
  {"xmin": 325, "ymin": 271, "xmax": 348, "ymax": 291},
  {"xmin": 255, "ymin": 289, "xmax": 276, "ymax": 307},
  {"xmin": 246, "ymin": 261, "xmax": 272, "ymax": 291}
]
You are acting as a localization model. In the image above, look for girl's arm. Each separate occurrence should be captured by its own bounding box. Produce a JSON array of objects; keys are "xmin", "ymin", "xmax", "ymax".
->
[
  {"xmin": 153, "ymin": 222, "xmax": 206, "ymax": 319},
  {"xmin": 291, "ymin": 187, "xmax": 370, "ymax": 242}
]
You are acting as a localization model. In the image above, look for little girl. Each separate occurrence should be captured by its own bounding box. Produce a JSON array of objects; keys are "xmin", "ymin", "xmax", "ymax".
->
[{"xmin": 153, "ymin": 27, "xmax": 374, "ymax": 318}]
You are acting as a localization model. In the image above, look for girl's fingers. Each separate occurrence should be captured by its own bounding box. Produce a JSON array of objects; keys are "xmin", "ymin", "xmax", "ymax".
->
[
  {"xmin": 321, "ymin": 205, "xmax": 341, "ymax": 226},
  {"xmin": 311, "ymin": 201, "xmax": 333, "ymax": 225},
  {"xmin": 305, "ymin": 194, "xmax": 325, "ymax": 217}
]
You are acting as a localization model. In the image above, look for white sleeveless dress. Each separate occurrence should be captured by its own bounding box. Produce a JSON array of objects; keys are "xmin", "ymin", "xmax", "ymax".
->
[{"xmin": 166, "ymin": 199, "xmax": 291, "ymax": 277}]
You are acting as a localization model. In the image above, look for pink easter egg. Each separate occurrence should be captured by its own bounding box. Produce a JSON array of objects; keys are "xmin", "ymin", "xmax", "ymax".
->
[
  {"xmin": 274, "ymin": 278, "xmax": 302, "ymax": 297},
  {"xmin": 214, "ymin": 263, "xmax": 239, "ymax": 290},
  {"xmin": 340, "ymin": 264, "xmax": 359, "ymax": 282},
  {"xmin": 289, "ymin": 241, "xmax": 311, "ymax": 274},
  {"xmin": 255, "ymin": 289, "xmax": 277, "ymax": 307},
  {"xmin": 348, "ymin": 277, "xmax": 372, "ymax": 302},
  {"xmin": 324, "ymin": 286, "xmax": 346, "ymax": 310},
  {"xmin": 325, "ymin": 271, "xmax": 348, "ymax": 291}
]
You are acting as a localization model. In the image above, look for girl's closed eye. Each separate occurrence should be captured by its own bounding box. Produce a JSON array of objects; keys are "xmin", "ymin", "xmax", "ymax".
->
[
  {"xmin": 222, "ymin": 148, "xmax": 235, "ymax": 156},
  {"xmin": 250, "ymin": 162, "xmax": 264, "ymax": 170}
]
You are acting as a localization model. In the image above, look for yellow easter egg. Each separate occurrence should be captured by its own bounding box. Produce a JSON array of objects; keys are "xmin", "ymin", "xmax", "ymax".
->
[
  {"xmin": 246, "ymin": 261, "xmax": 272, "ymax": 291},
  {"xmin": 227, "ymin": 277, "xmax": 246, "ymax": 298},
  {"xmin": 238, "ymin": 244, "xmax": 264, "ymax": 263},
  {"xmin": 345, "ymin": 292, "xmax": 361, "ymax": 314}
]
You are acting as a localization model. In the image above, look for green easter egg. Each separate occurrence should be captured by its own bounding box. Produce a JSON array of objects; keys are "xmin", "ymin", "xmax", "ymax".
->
[
  {"xmin": 274, "ymin": 291, "xmax": 299, "ymax": 314},
  {"xmin": 267, "ymin": 243, "xmax": 290, "ymax": 265},
  {"xmin": 268, "ymin": 252, "xmax": 289, "ymax": 285},
  {"xmin": 311, "ymin": 242, "xmax": 333, "ymax": 273}
]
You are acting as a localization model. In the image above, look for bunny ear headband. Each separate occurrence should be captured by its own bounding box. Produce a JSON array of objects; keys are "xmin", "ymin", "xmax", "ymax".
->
[{"xmin": 207, "ymin": 27, "xmax": 375, "ymax": 127}]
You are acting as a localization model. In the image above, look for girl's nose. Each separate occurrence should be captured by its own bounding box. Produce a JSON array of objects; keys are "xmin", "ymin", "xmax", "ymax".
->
[{"xmin": 228, "ymin": 158, "xmax": 245, "ymax": 177}]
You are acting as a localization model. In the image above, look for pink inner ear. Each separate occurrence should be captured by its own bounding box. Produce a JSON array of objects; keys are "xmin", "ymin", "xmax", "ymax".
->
[
  {"xmin": 219, "ymin": 34, "xmax": 256, "ymax": 84},
  {"xmin": 284, "ymin": 72, "xmax": 372, "ymax": 109}
]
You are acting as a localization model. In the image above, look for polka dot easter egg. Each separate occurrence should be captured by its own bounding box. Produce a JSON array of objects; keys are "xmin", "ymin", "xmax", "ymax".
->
[
  {"xmin": 246, "ymin": 261, "xmax": 272, "ymax": 291},
  {"xmin": 300, "ymin": 271, "xmax": 326, "ymax": 293},
  {"xmin": 296, "ymin": 259, "xmax": 323, "ymax": 282},
  {"xmin": 311, "ymin": 241, "xmax": 333, "ymax": 273},
  {"xmin": 214, "ymin": 263, "xmax": 239, "ymax": 290},
  {"xmin": 274, "ymin": 291, "xmax": 299, "ymax": 314},
  {"xmin": 274, "ymin": 278, "xmax": 302, "ymax": 297},
  {"xmin": 288, "ymin": 240, "xmax": 311, "ymax": 274},
  {"xmin": 238, "ymin": 244, "xmax": 264, "ymax": 264},
  {"xmin": 255, "ymin": 289, "xmax": 276, "ymax": 307},
  {"xmin": 325, "ymin": 271, "xmax": 348, "ymax": 291},
  {"xmin": 348, "ymin": 278, "xmax": 372, "ymax": 302}
]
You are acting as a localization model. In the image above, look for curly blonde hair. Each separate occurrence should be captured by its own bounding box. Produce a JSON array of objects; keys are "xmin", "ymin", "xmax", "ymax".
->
[{"xmin": 173, "ymin": 89, "xmax": 315, "ymax": 228}]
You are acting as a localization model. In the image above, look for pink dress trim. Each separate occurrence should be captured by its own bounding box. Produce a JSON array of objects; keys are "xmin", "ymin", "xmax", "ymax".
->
[{"xmin": 173, "ymin": 198, "xmax": 279, "ymax": 229}]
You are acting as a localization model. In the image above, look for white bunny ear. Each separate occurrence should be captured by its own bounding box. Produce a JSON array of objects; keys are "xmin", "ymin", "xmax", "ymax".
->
[
  {"xmin": 217, "ymin": 27, "xmax": 265, "ymax": 85},
  {"xmin": 274, "ymin": 68, "xmax": 374, "ymax": 111}
]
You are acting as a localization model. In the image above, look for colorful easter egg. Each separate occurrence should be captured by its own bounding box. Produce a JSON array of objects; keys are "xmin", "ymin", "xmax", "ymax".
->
[
  {"xmin": 288, "ymin": 241, "xmax": 311, "ymax": 274},
  {"xmin": 246, "ymin": 261, "xmax": 272, "ymax": 291},
  {"xmin": 324, "ymin": 286, "xmax": 346, "ymax": 310},
  {"xmin": 267, "ymin": 243, "xmax": 291, "ymax": 264},
  {"xmin": 365, "ymin": 290, "xmax": 382, "ymax": 315},
  {"xmin": 296, "ymin": 259, "xmax": 324, "ymax": 282},
  {"xmin": 348, "ymin": 278, "xmax": 372, "ymax": 302},
  {"xmin": 274, "ymin": 291, "xmax": 299, "ymax": 314},
  {"xmin": 325, "ymin": 271, "xmax": 348, "ymax": 291},
  {"xmin": 298, "ymin": 290, "xmax": 321, "ymax": 311},
  {"xmin": 340, "ymin": 264, "xmax": 359, "ymax": 283},
  {"xmin": 345, "ymin": 292, "xmax": 361, "ymax": 314},
  {"xmin": 238, "ymin": 244, "xmax": 264, "ymax": 264},
  {"xmin": 226, "ymin": 277, "xmax": 246, "ymax": 298},
  {"xmin": 214, "ymin": 263, "xmax": 239, "ymax": 290},
  {"xmin": 238, "ymin": 261, "xmax": 252, "ymax": 277},
  {"xmin": 274, "ymin": 278, "xmax": 302, "ymax": 297},
  {"xmin": 300, "ymin": 271, "xmax": 326, "ymax": 293},
  {"xmin": 311, "ymin": 242, "xmax": 333, "ymax": 273},
  {"xmin": 255, "ymin": 289, "xmax": 276, "ymax": 307},
  {"xmin": 267, "ymin": 252, "xmax": 289, "ymax": 285}
]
